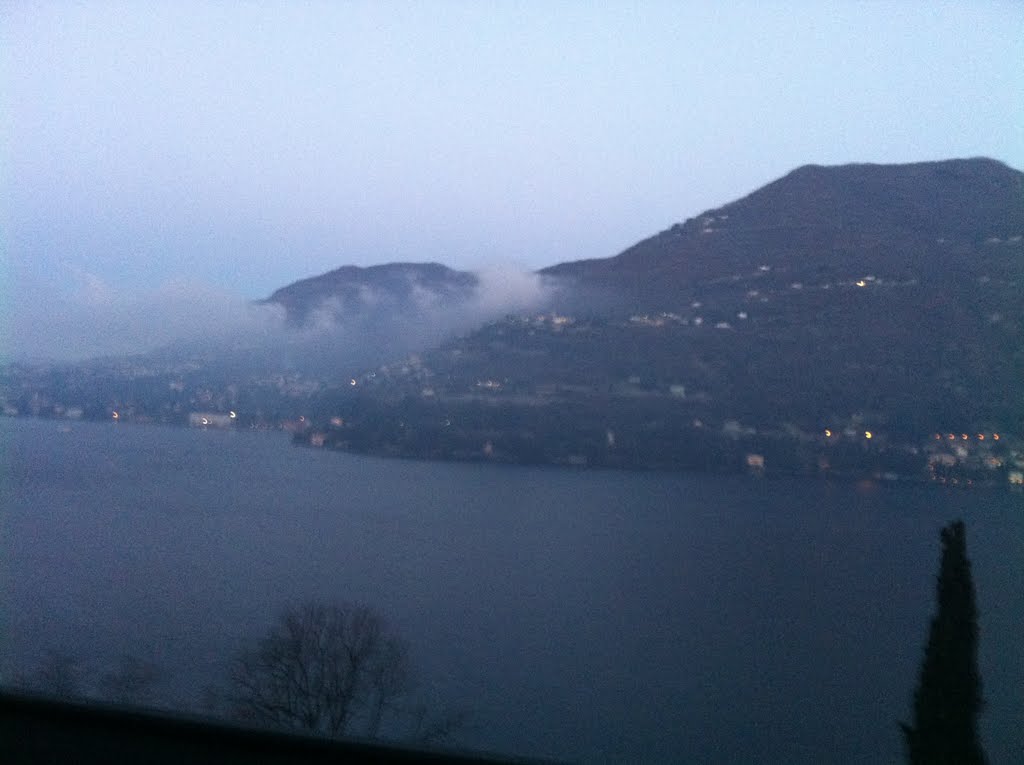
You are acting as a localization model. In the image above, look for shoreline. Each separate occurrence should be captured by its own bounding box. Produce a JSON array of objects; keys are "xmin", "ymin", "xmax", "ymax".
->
[{"xmin": 3, "ymin": 414, "xmax": 1018, "ymax": 493}]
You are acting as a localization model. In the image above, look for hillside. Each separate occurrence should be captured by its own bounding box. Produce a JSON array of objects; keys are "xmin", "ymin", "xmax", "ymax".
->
[
  {"xmin": 263, "ymin": 262, "xmax": 479, "ymax": 324},
  {"xmin": 542, "ymin": 158, "xmax": 1023, "ymax": 307},
  {"xmin": 305, "ymin": 158, "xmax": 1023, "ymax": 480},
  {"xmin": 4, "ymin": 158, "xmax": 1021, "ymax": 482}
]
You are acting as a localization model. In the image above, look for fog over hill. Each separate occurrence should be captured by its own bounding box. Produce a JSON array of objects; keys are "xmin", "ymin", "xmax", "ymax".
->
[
  {"xmin": 247, "ymin": 262, "xmax": 557, "ymax": 376},
  {"xmin": 5, "ymin": 261, "xmax": 554, "ymax": 370},
  {"xmin": 262, "ymin": 262, "xmax": 479, "ymax": 325},
  {"xmin": 279, "ymin": 157, "xmax": 1023, "ymax": 477},
  {"xmin": 4, "ymin": 158, "xmax": 1022, "ymax": 479}
]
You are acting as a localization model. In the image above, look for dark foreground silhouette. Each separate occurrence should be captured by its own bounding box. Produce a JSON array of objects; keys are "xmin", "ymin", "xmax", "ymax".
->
[
  {"xmin": 901, "ymin": 520, "xmax": 987, "ymax": 765},
  {"xmin": 0, "ymin": 690, "xmax": 529, "ymax": 765}
]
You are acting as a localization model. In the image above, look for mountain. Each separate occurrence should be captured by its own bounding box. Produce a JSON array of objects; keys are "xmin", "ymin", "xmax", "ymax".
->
[
  {"xmin": 4, "ymin": 158, "xmax": 1021, "ymax": 481},
  {"xmin": 304, "ymin": 158, "xmax": 1023, "ymax": 479},
  {"xmin": 0, "ymin": 261, "xmax": 524, "ymax": 426},
  {"xmin": 263, "ymin": 262, "xmax": 479, "ymax": 324},
  {"xmin": 542, "ymin": 158, "xmax": 1023, "ymax": 308}
]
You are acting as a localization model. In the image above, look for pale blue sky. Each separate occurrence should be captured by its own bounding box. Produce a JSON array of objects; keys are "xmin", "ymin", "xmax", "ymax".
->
[{"xmin": 2, "ymin": 1, "xmax": 1022, "ymax": 356}]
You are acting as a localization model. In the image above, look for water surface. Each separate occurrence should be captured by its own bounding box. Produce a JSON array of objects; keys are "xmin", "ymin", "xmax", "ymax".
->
[{"xmin": 2, "ymin": 418, "xmax": 1021, "ymax": 763}]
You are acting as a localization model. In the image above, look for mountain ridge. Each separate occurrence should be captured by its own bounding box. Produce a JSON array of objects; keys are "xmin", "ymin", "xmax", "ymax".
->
[
  {"xmin": 289, "ymin": 156, "xmax": 1022, "ymax": 479},
  {"xmin": 258, "ymin": 157, "xmax": 1021, "ymax": 323},
  {"xmin": 263, "ymin": 261, "xmax": 479, "ymax": 324},
  {"xmin": 4, "ymin": 157, "xmax": 1022, "ymax": 482},
  {"xmin": 540, "ymin": 156, "xmax": 1023, "ymax": 309}
]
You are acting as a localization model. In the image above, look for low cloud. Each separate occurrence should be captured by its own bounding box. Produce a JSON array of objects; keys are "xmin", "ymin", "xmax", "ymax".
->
[
  {"xmin": 470, "ymin": 267, "xmax": 551, "ymax": 316},
  {"xmin": 5, "ymin": 271, "xmax": 285, "ymax": 362},
  {"xmin": 3, "ymin": 263, "xmax": 559, "ymax": 370}
]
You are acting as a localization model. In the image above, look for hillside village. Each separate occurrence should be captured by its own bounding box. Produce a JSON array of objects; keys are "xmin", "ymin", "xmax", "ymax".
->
[
  {"xmin": 286, "ymin": 302, "xmax": 1022, "ymax": 488},
  {"xmin": 3, "ymin": 158, "xmax": 1022, "ymax": 488},
  {"xmin": 4, "ymin": 297, "xmax": 1022, "ymax": 488}
]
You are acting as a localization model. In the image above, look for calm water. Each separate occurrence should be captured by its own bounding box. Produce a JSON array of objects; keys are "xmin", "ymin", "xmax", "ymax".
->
[{"xmin": 1, "ymin": 418, "xmax": 1021, "ymax": 763}]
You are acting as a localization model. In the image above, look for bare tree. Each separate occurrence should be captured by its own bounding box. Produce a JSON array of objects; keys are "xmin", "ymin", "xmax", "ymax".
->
[
  {"xmin": 12, "ymin": 649, "xmax": 164, "ymax": 708},
  {"xmin": 228, "ymin": 602, "xmax": 415, "ymax": 739},
  {"xmin": 410, "ymin": 704, "xmax": 473, "ymax": 746},
  {"xmin": 15, "ymin": 650, "xmax": 86, "ymax": 699},
  {"xmin": 98, "ymin": 654, "xmax": 162, "ymax": 706}
]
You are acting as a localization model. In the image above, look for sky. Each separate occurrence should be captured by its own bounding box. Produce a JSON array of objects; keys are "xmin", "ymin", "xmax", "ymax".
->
[{"xmin": 2, "ymin": 1, "xmax": 1022, "ymax": 359}]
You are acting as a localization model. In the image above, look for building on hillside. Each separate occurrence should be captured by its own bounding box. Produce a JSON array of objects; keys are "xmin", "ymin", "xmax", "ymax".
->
[{"xmin": 188, "ymin": 412, "xmax": 234, "ymax": 429}]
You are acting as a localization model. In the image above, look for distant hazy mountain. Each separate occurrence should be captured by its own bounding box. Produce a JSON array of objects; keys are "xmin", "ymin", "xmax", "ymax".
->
[
  {"xmin": 263, "ymin": 262, "xmax": 479, "ymax": 324},
  {"xmin": 0, "ymin": 260, "xmax": 531, "ymax": 424}
]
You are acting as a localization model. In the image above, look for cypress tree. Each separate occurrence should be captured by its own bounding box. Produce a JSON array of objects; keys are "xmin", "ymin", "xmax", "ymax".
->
[{"xmin": 901, "ymin": 520, "xmax": 986, "ymax": 765}]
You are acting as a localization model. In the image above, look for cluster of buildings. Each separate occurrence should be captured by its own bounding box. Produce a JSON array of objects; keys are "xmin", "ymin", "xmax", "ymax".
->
[{"xmin": 924, "ymin": 431, "xmax": 1023, "ymax": 487}]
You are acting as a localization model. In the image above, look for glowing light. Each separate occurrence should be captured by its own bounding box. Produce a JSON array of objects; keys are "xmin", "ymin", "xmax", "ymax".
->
[
  {"xmin": 201, "ymin": 417, "xmax": 209, "ymax": 425},
  {"xmin": 855, "ymin": 280, "xmax": 867, "ymax": 287},
  {"xmin": 947, "ymin": 434, "xmax": 956, "ymax": 440},
  {"xmin": 350, "ymin": 379, "xmax": 357, "ymax": 386},
  {"xmin": 864, "ymin": 431, "xmax": 873, "ymax": 439},
  {"xmin": 961, "ymin": 434, "xmax": 969, "ymax": 440},
  {"xmin": 934, "ymin": 434, "xmax": 941, "ymax": 440},
  {"xmin": 229, "ymin": 411, "xmax": 237, "ymax": 419},
  {"xmin": 976, "ymin": 434, "xmax": 984, "ymax": 440},
  {"xmin": 993, "ymin": 433, "xmax": 1000, "ymax": 440},
  {"xmin": 111, "ymin": 411, "xmax": 119, "ymax": 420},
  {"xmin": 824, "ymin": 429, "xmax": 832, "ymax": 437}
]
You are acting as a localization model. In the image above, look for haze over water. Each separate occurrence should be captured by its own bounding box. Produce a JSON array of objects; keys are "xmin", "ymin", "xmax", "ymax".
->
[{"xmin": 2, "ymin": 418, "xmax": 1021, "ymax": 763}]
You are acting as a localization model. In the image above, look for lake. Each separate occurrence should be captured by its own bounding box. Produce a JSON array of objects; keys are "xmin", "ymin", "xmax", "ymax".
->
[{"xmin": 1, "ymin": 418, "xmax": 1021, "ymax": 763}]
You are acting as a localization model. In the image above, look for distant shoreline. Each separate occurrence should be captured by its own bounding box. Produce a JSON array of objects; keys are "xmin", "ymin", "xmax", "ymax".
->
[{"xmin": 3, "ymin": 413, "xmax": 1019, "ymax": 494}]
